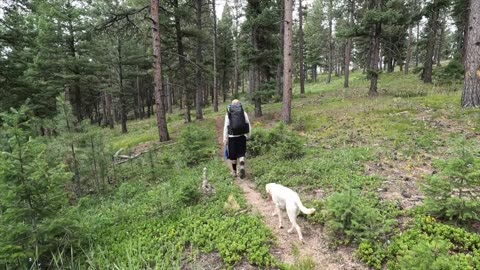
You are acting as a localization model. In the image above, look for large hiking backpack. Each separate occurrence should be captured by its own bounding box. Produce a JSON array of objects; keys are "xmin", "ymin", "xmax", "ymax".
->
[{"xmin": 227, "ymin": 103, "xmax": 249, "ymax": 135}]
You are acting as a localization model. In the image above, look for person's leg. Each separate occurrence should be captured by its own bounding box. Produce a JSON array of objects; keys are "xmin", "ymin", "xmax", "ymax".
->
[
  {"xmin": 237, "ymin": 136, "xmax": 247, "ymax": 179},
  {"xmin": 231, "ymin": 160, "xmax": 237, "ymax": 176},
  {"xmin": 239, "ymin": 157, "xmax": 245, "ymax": 179},
  {"xmin": 228, "ymin": 137, "xmax": 238, "ymax": 177}
]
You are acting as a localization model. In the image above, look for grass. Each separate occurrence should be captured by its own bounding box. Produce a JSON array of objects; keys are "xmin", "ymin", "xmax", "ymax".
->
[
  {"xmin": 45, "ymin": 68, "xmax": 480, "ymax": 269},
  {"xmin": 248, "ymin": 69, "xmax": 480, "ymax": 268}
]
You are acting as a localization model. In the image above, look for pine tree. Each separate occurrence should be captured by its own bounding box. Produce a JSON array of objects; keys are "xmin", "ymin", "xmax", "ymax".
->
[{"xmin": 0, "ymin": 106, "xmax": 73, "ymax": 267}]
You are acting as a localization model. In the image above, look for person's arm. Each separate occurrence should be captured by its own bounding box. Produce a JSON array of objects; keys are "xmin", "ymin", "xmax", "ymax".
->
[
  {"xmin": 223, "ymin": 113, "xmax": 229, "ymax": 144},
  {"xmin": 244, "ymin": 111, "xmax": 251, "ymax": 138}
]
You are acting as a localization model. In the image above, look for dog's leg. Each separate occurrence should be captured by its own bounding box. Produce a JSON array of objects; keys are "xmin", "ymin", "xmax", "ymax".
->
[
  {"xmin": 287, "ymin": 207, "xmax": 303, "ymax": 241},
  {"xmin": 275, "ymin": 206, "xmax": 283, "ymax": 229}
]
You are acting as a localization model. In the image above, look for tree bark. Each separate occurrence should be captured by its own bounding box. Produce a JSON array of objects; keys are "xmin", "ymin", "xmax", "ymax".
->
[
  {"xmin": 423, "ymin": 0, "xmax": 440, "ymax": 84},
  {"xmin": 405, "ymin": 25, "xmax": 413, "ymax": 74},
  {"xmin": 151, "ymin": 0, "xmax": 169, "ymax": 141},
  {"xmin": 117, "ymin": 37, "xmax": 128, "ymax": 133},
  {"xmin": 299, "ymin": 0, "xmax": 305, "ymax": 95},
  {"xmin": 327, "ymin": 0, "xmax": 333, "ymax": 84},
  {"xmin": 461, "ymin": 0, "xmax": 480, "ymax": 107},
  {"xmin": 212, "ymin": 0, "xmax": 219, "ymax": 112},
  {"xmin": 436, "ymin": 17, "xmax": 445, "ymax": 67},
  {"xmin": 195, "ymin": 0, "xmax": 204, "ymax": 120},
  {"xmin": 282, "ymin": 0, "xmax": 293, "ymax": 124},
  {"xmin": 277, "ymin": 0, "xmax": 285, "ymax": 98},
  {"xmin": 233, "ymin": 0, "xmax": 240, "ymax": 96},
  {"xmin": 344, "ymin": 0, "xmax": 354, "ymax": 88},
  {"xmin": 104, "ymin": 90, "xmax": 114, "ymax": 129},
  {"xmin": 368, "ymin": 0, "xmax": 382, "ymax": 96},
  {"xmin": 173, "ymin": 0, "xmax": 191, "ymax": 122}
]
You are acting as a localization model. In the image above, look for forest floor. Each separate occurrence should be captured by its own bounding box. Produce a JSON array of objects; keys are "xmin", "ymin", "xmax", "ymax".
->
[{"xmin": 215, "ymin": 117, "xmax": 366, "ymax": 269}]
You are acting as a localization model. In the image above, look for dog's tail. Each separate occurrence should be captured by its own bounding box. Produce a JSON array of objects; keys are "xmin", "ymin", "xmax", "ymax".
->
[{"xmin": 297, "ymin": 199, "xmax": 316, "ymax": 215}]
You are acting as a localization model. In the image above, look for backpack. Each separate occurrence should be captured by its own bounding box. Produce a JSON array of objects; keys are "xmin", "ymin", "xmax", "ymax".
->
[{"xmin": 227, "ymin": 103, "xmax": 249, "ymax": 135}]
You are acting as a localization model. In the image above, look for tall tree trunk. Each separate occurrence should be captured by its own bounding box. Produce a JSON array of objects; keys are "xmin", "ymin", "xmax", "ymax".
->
[
  {"xmin": 167, "ymin": 77, "xmax": 173, "ymax": 114},
  {"xmin": 173, "ymin": 0, "xmax": 191, "ymax": 122},
  {"xmin": 282, "ymin": 0, "xmax": 293, "ymax": 124},
  {"xmin": 405, "ymin": 25, "xmax": 413, "ymax": 74},
  {"xmin": 117, "ymin": 37, "xmax": 128, "ymax": 133},
  {"xmin": 344, "ymin": 0, "xmax": 354, "ymax": 88},
  {"xmin": 461, "ymin": 0, "xmax": 471, "ymax": 63},
  {"xmin": 104, "ymin": 90, "xmax": 114, "ymax": 129},
  {"xmin": 436, "ymin": 16, "xmax": 445, "ymax": 67},
  {"xmin": 327, "ymin": 0, "xmax": 333, "ymax": 84},
  {"xmin": 277, "ymin": 0, "xmax": 285, "ymax": 97},
  {"xmin": 212, "ymin": 0, "xmax": 219, "ymax": 112},
  {"xmin": 136, "ymin": 66, "xmax": 144, "ymax": 120},
  {"xmin": 195, "ymin": 0, "xmax": 204, "ymax": 120},
  {"xmin": 67, "ymin": 18, "xmax": 82, "ymax": 123},
  {"xmin": 299, "ymin": 0, "xmax": 305, "ymax": 95},
  {"xmin": 423, "ymin": 0, "xmax": 440, "ymax": 84},
  {"xmin": 415, "ymin": 15, "xmax": 420, "ymax": 67},
  {"xmin": 151, "ymin": 0, "xmax": 169, "ymax": 141},
  {"xmin": 368, "ymin": 0, "xmax": 382, "ymax": 96},
  {"xmin": 461, "ymin": 0, "xmax": 480, "ymax": 107},
  {"xmin": 233, "ymin": 0, "xmax": 240, "ymax": 96}
]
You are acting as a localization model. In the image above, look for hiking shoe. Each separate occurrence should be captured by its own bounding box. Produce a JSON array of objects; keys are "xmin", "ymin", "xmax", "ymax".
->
[
  {"xmin": 230, "ymin": 170, "xmax": 237, "ymax": 178},
  {"xmin": 239, "ymin": 160, "xmax": 245, "ymax": 179}
]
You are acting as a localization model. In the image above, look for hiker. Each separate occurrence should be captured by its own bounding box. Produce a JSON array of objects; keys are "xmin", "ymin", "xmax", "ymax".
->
[{"xmin": 223, "ymin": 99, "xmax": 251, "ymax": 179}]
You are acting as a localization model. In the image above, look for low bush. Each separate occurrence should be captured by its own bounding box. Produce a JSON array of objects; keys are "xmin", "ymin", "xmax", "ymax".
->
[{"xmin": 248, "ymin": 124, "xmax": 305, "ymax": 160}]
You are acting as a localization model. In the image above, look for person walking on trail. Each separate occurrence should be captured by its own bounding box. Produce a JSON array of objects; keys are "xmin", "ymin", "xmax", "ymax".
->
[{"xmin": 223, "ymin": 99, "xmax": 251, "ymax": 179}]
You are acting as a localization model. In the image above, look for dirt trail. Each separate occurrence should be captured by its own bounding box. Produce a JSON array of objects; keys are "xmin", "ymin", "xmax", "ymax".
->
[{"xmin": 215, "ymin": 117, "xmax": 366, "ymax": 269}]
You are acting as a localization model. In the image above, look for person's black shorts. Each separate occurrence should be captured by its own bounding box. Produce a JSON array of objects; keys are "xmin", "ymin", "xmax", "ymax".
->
[{"xmin": 228, "ymin": 136, "xmax": 246, "ymax": 160}]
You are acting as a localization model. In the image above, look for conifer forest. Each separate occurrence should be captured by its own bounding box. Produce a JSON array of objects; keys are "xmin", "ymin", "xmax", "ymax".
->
[{"xmin": 1, "ymin": 0, "xmax": 480, "ymax": 269}]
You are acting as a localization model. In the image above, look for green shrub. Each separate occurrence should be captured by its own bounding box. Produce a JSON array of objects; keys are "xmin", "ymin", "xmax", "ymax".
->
[
  {"xmin": 384, "ymin": 216, "xmax": 480, "ymax": 270},
  {"xmin": 248, "ymin": 124, "xmax": 305, "ymax": 159},
  {"xmin": 322, "ymin": 189, "xmax": 397, "ymax": 245},
  {"xmin": 433, "ymin": 58, "xmax": 464, "ymax": 86},
  {"xmin": 422, "ymin": 147, "xmax": 480, "ymax": 224},
  {"xmin": 180, "ymin": 125, "xmax": 215, "ymax": 166}
]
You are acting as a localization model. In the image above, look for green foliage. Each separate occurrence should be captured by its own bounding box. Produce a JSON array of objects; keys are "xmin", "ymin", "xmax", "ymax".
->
[
  {"xmin": 64, "ymin": 161, "xmax": 278, "ymax": 268},
  {"xmin": 180, "ymin": 125, "xmax": 216, "ymax": 166},
  {"xmin": 0, "ymin": 106, "xmax": 76, "ymax": 268},
  {"xmin": 422, "ymin": 146, "xmax": 480, "ymax": 224},
  {"xmin": 433, "ymin": 58, "xmax": 465, "ymax": 86},
  {"xmin": 321, "ymin": 189, "xmax": 397, "ymax": 245},
  {"xmin": 248, "ymin": 124, "xmax": 305, "ymax": 159},
  {"xmin": 384, "ymin": 216, "xmax": 480, "ymax": 270},
  {"xmin": 355, "ymin": 241, "xmax": 386, "ymax": 270}
]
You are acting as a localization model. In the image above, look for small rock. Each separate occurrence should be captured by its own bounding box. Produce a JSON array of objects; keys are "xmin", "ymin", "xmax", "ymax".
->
[{"xmin": 401, "ymin": 190, "xmax": 411, "ymax": 198}]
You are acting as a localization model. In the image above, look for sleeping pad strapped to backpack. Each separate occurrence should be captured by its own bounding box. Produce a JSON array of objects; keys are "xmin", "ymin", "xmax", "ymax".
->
[{"xmin": 228, "ymin": 103, "xmax": 249, "ymax": 135}]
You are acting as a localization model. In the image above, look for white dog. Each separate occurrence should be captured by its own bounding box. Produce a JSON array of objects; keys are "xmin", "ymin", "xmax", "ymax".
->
[{"xmin": 265, "ymin": 183, "xmax": 316, "ymax": 241}]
